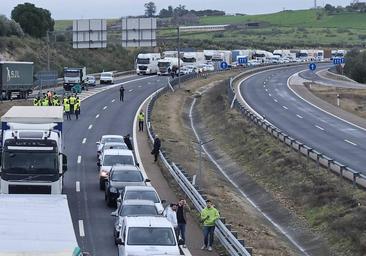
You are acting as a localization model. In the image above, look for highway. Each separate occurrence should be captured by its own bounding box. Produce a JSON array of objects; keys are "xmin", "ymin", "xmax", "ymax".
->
[
  {"xmin": 62, "ymin": 74, "xmax": 167, "ymax": 255},
  {"xmin": 240, "ymin": 65, "xmax": 366, "ymax": 175}
]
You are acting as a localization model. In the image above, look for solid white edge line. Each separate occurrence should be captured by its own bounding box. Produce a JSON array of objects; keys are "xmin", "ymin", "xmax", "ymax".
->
[
  {"xmin": 287, "ymin": 71, "xmax": 366, "ymax": 133},
  {"xmin": 77, "ymin": 155, "xmax": 82, "ymax": 164},
  {"xmin": 88, "ymin": 124, "xmax": 93, "ymax": 130},
  {"xmin": 315, "ymin": 125, "xmax": 325, "ymax": 131},
  {"xmin": 76, "ymin": 181, "xmax": 80, "ymax": 192},
  {"xmin": 78, "ymin": 220, "xmax": 85, "ymax": 237},
  {"xmin": 345, "ymin": 139, "xmax": 357, "ymax": 146},
  {"xmin": 82, "ymin": 138, "xmax": 86, "ymax": 144},
  {"xmin": 133, "ymin": 87, "xmax": 193, "ymax": 256},
  {"xmin": 236, "ymin": 67, "xmax": 311, "ymax": 255}
]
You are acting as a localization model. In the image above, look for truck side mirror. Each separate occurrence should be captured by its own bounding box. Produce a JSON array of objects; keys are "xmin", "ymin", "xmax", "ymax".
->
[{"xmin": 62, "ymin": 154, "xmax": 68, "ymax": 173}]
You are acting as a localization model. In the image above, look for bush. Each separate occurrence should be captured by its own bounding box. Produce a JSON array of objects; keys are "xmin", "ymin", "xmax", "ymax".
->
[{"xmin": 0, "ymin": 15, "xmax": 24, "ymax": 37}]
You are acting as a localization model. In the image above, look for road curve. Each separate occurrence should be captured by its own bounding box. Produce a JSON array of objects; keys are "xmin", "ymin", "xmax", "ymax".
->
[
  {"xmin": 240, "ymin": 65, "xmax": 366, "ymax": 175},
  {"xmin": 63, "ymin": 75, "xmax": 168, "ymax": 255}
]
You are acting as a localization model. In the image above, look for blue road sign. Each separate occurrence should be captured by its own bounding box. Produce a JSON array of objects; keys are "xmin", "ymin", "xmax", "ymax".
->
[
  {"xmin": 309, "ymin": 63, "xmax": 317, "ymax": 71},
  {"xmin": 220, "ymin": 61, "xmax": 228, "ymax": 70},
  {"xmin": 333, "ymin": 57, "xmax": 345, "ymax": 65},
  {"xmin": 238, "ymin": 57, "xmax": 248, "ymax": 65}
]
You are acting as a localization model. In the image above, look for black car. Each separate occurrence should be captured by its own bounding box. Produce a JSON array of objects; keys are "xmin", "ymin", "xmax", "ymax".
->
[{"xmin": 105, "ymin": 164, "xmax": 149, "ymax": 207}]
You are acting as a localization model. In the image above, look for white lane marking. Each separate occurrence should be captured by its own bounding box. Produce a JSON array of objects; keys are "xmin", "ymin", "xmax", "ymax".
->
[
  {"xmin": 111, "ymin": 99, "xmax": 116, "ymax": 103},
  {"xmin": 315, "ymin": 125, "xmax": 325, "ymax": 131},
  {"xmin": 296, "ymin": 114, "xmax": 303, "ymax": 119},
  {"xmin": 274, "ymin": 99, "xmax": 278, "ymax": 103},
  {"xmin": 78, "ymin": 220, "xmax": 85, "ymax": 237},
  {"xmin": 77, "ymin": 155, "xmax": 82, "ymax": 164},
  {"xmin": 96, "ymin": 114, "xmax": 100, "ymax": 119},
  {"xmin": 265, "ymin": 89, "xmax": 268, "ymax": 92},
  {"xmin": 345, "ymin": 139, "xmax": 357, "ymax": 146},
  {"xmin": 103, "ymin": 106, "xmax": 108, "ymax": 110},
  {"xmin": 82, "ymin": 138, "xmax": 87, "ymax": 144},
  {"xmin": 264, "ymin": 82, "xmax": 266, "ymax": 85},
  {"xmin": 88, "ymin": 124, "xmax": 93, "ymax": 130},
  {"xmin": 269, "ymin": 93, "xmax": 272, "ymax": 97},
  {"xmin": 138, "ymin": 85, "xmax": 142, "ymax": 88},
  {"xmin": 263, "ymin": 85, "xmax": 266, "ymax": 88},
  {"xmin": 76, "ymin": 181, "xmax": 80, "ymax": 192},
  {"xmin": 283, "ymin": 106, "xmax": 288, "ymax": 110},
  {"xmin": 129, "ymin": 89, "xmax": 134, "ymax": 92}
]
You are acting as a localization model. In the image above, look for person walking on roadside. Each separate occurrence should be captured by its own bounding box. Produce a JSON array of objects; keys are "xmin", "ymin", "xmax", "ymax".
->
[
  {"xmin": 138, "ymin": 111, "xmax": 145, "ymax": 132},
  {"xmin": 200, "ymin": 199, "xmax": 220, "ymax": 251},
  {"xmin": 151, "ymin": 135, "xmax": 161, "ymax": 162},
  {"xmin": 164, "ymin": 203, "xmax": 178, "ymax": 237},
  {"xmin": 124, "ymin": 134, "xmax": 133, "ymax": 151},
  {"xmin": 64, "ymin": 102, "xmax": 71, "ymax": 120},
  {"xmin": 119, "ymin": 85, "xmax": 125, "ymax": 102},
  {"xmin": 176, "ymin": 199, "xmax": 190, "ymax": 247}
]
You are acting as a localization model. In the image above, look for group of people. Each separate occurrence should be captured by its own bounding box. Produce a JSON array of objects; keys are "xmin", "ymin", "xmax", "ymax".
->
[
  {"xmin": 163, "ymin": 199, "xmax": 220, "ymax": 251},
  {"xmin": 33, "ymin": 91, "xmax": 61, "ymax": 106}
]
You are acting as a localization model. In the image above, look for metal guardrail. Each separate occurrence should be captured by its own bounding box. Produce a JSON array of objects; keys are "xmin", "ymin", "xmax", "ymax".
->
[
  {"xmin": 146, "ymin": 71, "xmax": 252, "ymax": 256},
  {"xmin": 228, "ymin": 67, "xmax": 366, "ymax": 188}
]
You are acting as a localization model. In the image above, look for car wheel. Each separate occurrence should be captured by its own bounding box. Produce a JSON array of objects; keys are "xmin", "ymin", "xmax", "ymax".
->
[{"xmin": 114, "ymin": 232, "xmax": 119, "ymax": 245}]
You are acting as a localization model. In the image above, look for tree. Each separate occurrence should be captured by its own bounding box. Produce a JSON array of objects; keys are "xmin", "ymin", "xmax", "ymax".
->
[
  {"xmin": 11, "ymin": 3, "xmax": 54, "ymax": 38},
  {"xmin": 159, "ymin": 5, "xmax": 173, "ymax": 18},
  {"xmin": 0, "ymin": 15, "xmax": 24, "ymax": 37},
  {"xmin": 174, "ymin": 5, "xmax": 189, "ymax": 17},
  {"xmin": 144, "ymin": 2, "xmax": 157, "ymax": 17}
]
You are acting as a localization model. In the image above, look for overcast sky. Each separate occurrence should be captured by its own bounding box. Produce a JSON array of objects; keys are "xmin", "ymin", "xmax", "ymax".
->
[{"xmin": 1, "ymin": 0, "xmax": 350, "ymax": 19}]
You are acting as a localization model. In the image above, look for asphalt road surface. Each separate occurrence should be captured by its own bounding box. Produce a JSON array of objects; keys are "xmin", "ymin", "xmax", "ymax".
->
[
  {"xmin": 240, "ymin": 65, "xmax": 366, "ymax": 175},
  {"xmin": 63, "ymin": 74, "xmax": 168, "ymax": 255}
]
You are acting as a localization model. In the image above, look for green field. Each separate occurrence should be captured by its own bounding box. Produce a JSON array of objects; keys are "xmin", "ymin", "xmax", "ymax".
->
[
  {"xmin": 54, "ymin": 20, "xmax": 72, "ymax": 31},
  {"xmin": 200, "ymin": 9, "xmax": 366, "ymax": 29}
]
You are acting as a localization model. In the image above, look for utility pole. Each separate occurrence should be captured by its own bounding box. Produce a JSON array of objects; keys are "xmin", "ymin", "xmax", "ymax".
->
[
  {"xmin": 47, "ymin": 30, "xmax": 50, "ymax": 71},
  {"xmin": 177, "ymin": 26, "xmax": 181, "ymax": 88},
  {"xmin": 193, "ymin": 138, "xmax": 214, "ymax": 186}
]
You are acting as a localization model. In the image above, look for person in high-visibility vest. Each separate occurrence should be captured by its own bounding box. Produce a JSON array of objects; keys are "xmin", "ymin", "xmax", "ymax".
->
[
  {"xmin": 69, "ymin": 95, "xmax": 76, "ymax": 114},
  {"xmin": 64, "ymin": 102, "xmax": 71, "ymax": 120},
  {"xmin": 63, "ymin": 96, "xmax": 69, "ymax": 105},
  {"xmin": 42, "ymin": 97, "xmax": 49, "ymax": 106},
  {"xmin": 138, "ymin": 111, "xmax": 145, "ymax": 132},
  {"xmin": 74, "ymin": 102, "xmax": 80, "ymax": 120},
  {"xmin": 33, "ymin": 97, "xmax": 39, "ymax": 106},
  {"xmin": 53, "ymin": 96, "xmax": 60, "ymax": 106},
  {"xmin": 76, "ymin": 97, "xmax": 81, "ymax": 114}
]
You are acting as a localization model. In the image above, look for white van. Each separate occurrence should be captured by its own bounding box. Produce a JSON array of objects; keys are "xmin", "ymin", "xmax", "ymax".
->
[{"xmin": 116, "ymin": 216, "xmax": 182, "ymax": 256}]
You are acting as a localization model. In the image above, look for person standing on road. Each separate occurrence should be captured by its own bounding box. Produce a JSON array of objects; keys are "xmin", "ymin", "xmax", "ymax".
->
[
  {"xmin": 119, "ymin": 85, "xmax": 125, "ymax": 102},
  {"xmin": 74, "ymin": 101, "xmax": 80, "ymax": 120},
  {"xmin": 64, "ymin": 102, "xmax": 71, "ymax": 120},
  {"xmin": 164, "ymin": 203, "xmax": 178, "ymax": 237},
  {"xmin": 124, "ymin": 134, "xmax": 133, "ymax": 151},
  {"xmin": 69, "ymin": 94, "xmax": 76, "ymax": 114},
  {"xmin": 151, "ymin": 135, "xmax": 161, "ymax": 162},
  {"xmin": 200, "ymin": 199, "xmax": 220, "ymax": 251},
  {"xmin": 138, "ymin": 111, "xmax": 145, "ymax": 132},
  {"xmin": 176, "ymin": 199, "xmax": 190, "ymax": 247}
]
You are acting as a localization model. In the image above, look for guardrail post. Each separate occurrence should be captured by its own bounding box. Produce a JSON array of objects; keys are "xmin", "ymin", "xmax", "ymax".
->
[
  {"xmin": 339, "ymin": 165, "xmax": 346, "ymax": 181},
  {"xmin": 327, "ymin": 159, "xmax": 334, "ymax": 172},
  {"xmin": 353, "ymin": 172, "xmax": 360, "ymax": 188},
  {"xmin": 316, "ymin": 153, "xmax": 322, "ymax": 171},
  {"xmin": 306, "ymin": 148, "xmax": 313, "ymax": 170}
]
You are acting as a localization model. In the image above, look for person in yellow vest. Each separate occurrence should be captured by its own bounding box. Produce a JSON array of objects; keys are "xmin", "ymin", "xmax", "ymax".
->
[
  {"xmin": 63, "ymin": 96, "xmax": 69, "ymax": 106},
  {"xmin": 69, "ymin": 95, "xmax": 76, "ymax": 114},
  {"xmin": 76, "ymin": 97, "xmax": 81, "ymax": 114},
  {"xmin": 42, "ymin": 97, "xmax": 49, "ymax": 106},
  {"xmin": 33, "ymin": 97, "xmax": 39, "ymax": 106},
  {"xmin": 74, "ymin": 101, "xmax": 80, "ymax": 120},
  {"xmin": 138, "ymin": 111, "xmax": 145, "ymax": 132},
  {"xmin": 53, "ymin": 96, "xmax": 60, "ymax": 106},
  {"xmin": 64, "ymin": 102, "xmax": 71, "ymax": 120}
]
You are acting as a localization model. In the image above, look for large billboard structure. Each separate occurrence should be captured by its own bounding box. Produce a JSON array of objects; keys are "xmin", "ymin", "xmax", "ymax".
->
[
  {"xmin": 121, "ymin": 18, "xmax": 157, "ymax": 47},
  {"xmin": 73, "ymin": 19, "xmax": 107, "ymax": 49}
]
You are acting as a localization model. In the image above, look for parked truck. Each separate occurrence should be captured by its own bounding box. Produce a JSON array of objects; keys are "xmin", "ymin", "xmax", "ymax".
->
[
  {"xmin": 0, "ymin": 106, "xmax": 67, "ymax": 194},
  {"xmin": 63, "ymin": 67, "xmax": 87, "ymax": 91},
  {"xmin": 0, "ymin": 194, "xmax": 86, "ymax": 256},
  {"xmin": 157, "ymin": 58, "xmax": 180, "ymax": 75},
  {"xmin": 136, "ymin": 53, "xmax": 160, "ymax": 75},
  {"xmin": 0, "ymin": 61, "xmax": 33, "ymax": 100}
]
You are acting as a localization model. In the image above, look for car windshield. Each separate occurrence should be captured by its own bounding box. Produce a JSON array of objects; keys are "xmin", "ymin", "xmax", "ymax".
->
[
  {"xmin": 111, "ymin": 170, "xmax": 143, "ymax": 182},
  {"xmin": 125, "ymin": 191, "xmax": 160, "ymax": 203},
  {"xmin": 119, "ymin": 205, "xmax": 158, "ymax": 216},
  {"xmin": 101, "ymin": 137, "xmax": 123, "ymax": 144},
  {"xmin": 137, "ymin": 58, "xmax": 150, "ymax": 64},
  {"xmin": 64, "ymin": 71, "xmax": 80, "ymax": 77},
  {"xmin": 102, "ymin": 73, "xmax": 112, "ymax": 77},
  {"xmin": 127, "ymin": 227, "xmax": 176, "ymax": 246},
  {"xmin": 103, "ymin": 143, "xmax": 128, "ymax": 150},
  {"xmin": 103, "ymin": 155, "xmax": 134, "ymax": 166},
  {"xmin": 158, "ymin": 62, "xmax": 170, "ymax": 67}
]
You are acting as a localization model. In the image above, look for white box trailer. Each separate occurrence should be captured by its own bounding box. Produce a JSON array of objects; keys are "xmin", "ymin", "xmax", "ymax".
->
[{"xmin": 0, "ymin": 194, "xmax": 84, "ymax": 256}]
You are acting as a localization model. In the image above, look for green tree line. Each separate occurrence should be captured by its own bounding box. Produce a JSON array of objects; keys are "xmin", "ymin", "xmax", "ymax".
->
[{"xmin": 344, "ymin": 49, "xmax": 366, "ymax": 83}]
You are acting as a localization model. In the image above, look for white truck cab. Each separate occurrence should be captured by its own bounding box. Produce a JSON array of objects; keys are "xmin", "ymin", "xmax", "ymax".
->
[
  {"xmin": 136, "ymin": 53, "xmax": 161, "ymax": 75},
  {"xmin": 116, "ymin": 216, "xmax": 182, "ymax": 256}
]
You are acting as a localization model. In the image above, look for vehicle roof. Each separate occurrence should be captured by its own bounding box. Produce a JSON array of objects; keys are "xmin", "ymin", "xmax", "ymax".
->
[
  {"xmin": 1, "ymin": 106, "xmax": 64, "ymax": 123},
  {"xmin": 101, "ymin": 71, "xmax": 113, "ymax": 74},
  {"xmin": 0, "ymin": 61, "xmax": 33, "ymax": 64},
  {"xmin": 101, "ymin": 135, "xmax": 123, "ymax": 139},
  {"xmin": 111, "ymin": 164, "xmax": 140, "ymax": 171},
  {"xmin": 124, "ymin": 186, "xmax": 156, "ymax": 192},
  {"xmin": 0, "ymin": 195, "xmax": 78, "ymax": 253},
  {"xmin": 103, "ymin": 148, "xmax": 133, "ymax": 156},
  {"xmin": 122, "ymin": 199, "xmax": 155, "ymax": 206},
  {"xmin": 123, "ymin": 216, "xmax": 173, "ymax": 228}
]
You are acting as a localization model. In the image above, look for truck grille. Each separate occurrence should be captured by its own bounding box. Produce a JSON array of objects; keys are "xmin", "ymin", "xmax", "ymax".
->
[
  {"xmin": 139, "ymin": 66, "xmax": 148, "ymax": 71},
  {"xmin": 9, "ymin": 184, "xmax": 51, "ymax": 194}
]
